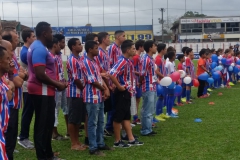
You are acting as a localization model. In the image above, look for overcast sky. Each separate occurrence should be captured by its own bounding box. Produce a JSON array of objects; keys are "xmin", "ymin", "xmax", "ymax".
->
[{"xmin": 0, "ymin": 0, "xmax": 240, "ymax": 35}]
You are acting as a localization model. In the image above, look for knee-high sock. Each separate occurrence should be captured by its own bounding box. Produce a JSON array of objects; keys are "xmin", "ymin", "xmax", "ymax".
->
[
  {"xmin": 214, "ymin": 80, "xmax": 218, "ymax": 88},
  {"xmin": 218, "ymin": 78, "xmax": 222, "ymax": 87},
  {"xmin": 133, "ymin": 115, "xmax": 138, "ymax": 121},
  {"xmin": 156, "ymin": 97, "xmax": 164, "ymax": 115},
  {"xmin": 167, "ymin": 95, "xmax": 174, "ymax": 115},
  {"xmin": 164, "ymin": 95, "xmax": 167, "ymax": 107},
  {"xmin": 177, "ymin": 95, "xmax": 181, "ymax": 103},
  {"xmin": 182, "ymin": 87, "xmax": 186, "ymax": 98},
  {"xmin": 186, "ymin": 90, "xmax": 190, "ymax": 102},
  {"xmin": 203, "ymin": 86, "xmax": 207, "ymax": 95}
]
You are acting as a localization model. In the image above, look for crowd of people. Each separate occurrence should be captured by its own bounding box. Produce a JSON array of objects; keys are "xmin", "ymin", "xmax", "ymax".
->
[{"xmin": 0, "ymin": 21, "xmax": 238, "ymax": 160}]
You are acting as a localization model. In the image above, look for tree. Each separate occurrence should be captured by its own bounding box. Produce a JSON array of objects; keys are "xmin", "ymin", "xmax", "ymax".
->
[
  {"xmin": 171, "ymin": 11, "xmax": 207, "ymax": 31},
  {"xmin": 183, "ymin": 11, "xmax": 206, "ymax": 17}
]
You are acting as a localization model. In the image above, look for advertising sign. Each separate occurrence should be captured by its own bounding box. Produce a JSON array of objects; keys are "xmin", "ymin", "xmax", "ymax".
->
[
  {"xmin": 109, "ymin": 34, "xmax": 152, "ymax": 41},
  {"xmin": 180, "ymin": 17, "xmax": 240, "ymax": 24},
  {"xmin": 64, "ymin": 27, "xmax": 92, "ymax": 36}
]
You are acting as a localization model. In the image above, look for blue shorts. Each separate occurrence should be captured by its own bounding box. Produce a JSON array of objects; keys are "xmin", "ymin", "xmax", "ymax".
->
[
  {"xmin": 186, "ymin": 81, "xmax": 193, "ymax": 87},
  {"xmin": 136, "ymin": 86, "xmax": 142, "ymax": 98}
]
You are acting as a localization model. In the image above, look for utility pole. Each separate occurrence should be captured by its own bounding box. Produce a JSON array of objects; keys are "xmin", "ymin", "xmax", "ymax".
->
[{"xmin": 159, "ymin": 8, "xmax": 165, "ymax": 43}]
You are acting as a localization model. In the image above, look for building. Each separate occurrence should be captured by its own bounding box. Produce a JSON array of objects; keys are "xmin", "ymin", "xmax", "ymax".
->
[{"xmin": 171, "ymin": 16, "xmax": 240, "ymax": 43}]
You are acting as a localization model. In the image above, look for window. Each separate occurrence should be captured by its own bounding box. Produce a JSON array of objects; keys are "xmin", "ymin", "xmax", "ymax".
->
[
  {"xmin": 181, "ymin": 23, "xmax": 202, "ymax": 33},
  {"xmin": 226, "ymin": 22, "xmax": 240, "ymax": 32},
  {"xmin": 204, "ymin": 23, "xmax": 217, "ymax": 29}
]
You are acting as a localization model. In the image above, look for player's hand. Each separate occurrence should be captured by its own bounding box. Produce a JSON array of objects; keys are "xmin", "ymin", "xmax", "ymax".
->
[
  {"xmin": 101, "ymin": 73, "xmax": 109, "ymax": 79},
  {"xmin": 103, "ymin": 88, "xmax": 110, "ymax": 100},
  {"xmin": 56, "ymin": 81, "xmax": 68, "ymax": 91},
  {"xmin": 118, "ymin": 86, "xmax": 126, "ymax": 91},
  {"xmin": 109, "ymin": 84, "xmax": 116, "ymax": 92},
  {"xmin": 9, "ymin": 60, "xmax": 15, "ymax": 68}
]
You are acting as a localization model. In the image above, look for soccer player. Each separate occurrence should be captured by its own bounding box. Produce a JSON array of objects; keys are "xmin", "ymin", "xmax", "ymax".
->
[
  {"xmin": 0, "ymin": 46, "xmax": 12, "ymax": 160},
  {"xmin": 177, "ymin": 54, "xmax": 185, "ymax": 106},
  {"xmin": 95, "ymin": 31, "xmax": 116, "ymax": 138},
  {"xmin": 47, "ymin": 37, "xmax": 68, "ymax": 141},
  {"xmin": 1, "ymin": 40, "xmax": 15, "ymax": 101},
  {"xmin": 197, "ymin": 49, "xmax": 209, "ymax": 98},
  {"xmin": 2, "ymin": 27, "xmax": 25, "ymax": 160},
  {"xmin": 52, "ymin": 34, "xmax": 69, "ymax": 140},
  {"xmin": 83, "ymin": 33, "xmax": 99, "ymax": 56},
  {"xmin": 27, "ymin": 22, "xmax": 67, "ymax": 160},
  {"xmin": 185, "ymin": 48, "xmax": 195, "ymax": 104},
  {"xmin": 132, "ymin": 39, "xmax": 145, "ymax": 125},
  {"xmin": 95, "ymin": 32, "xmax": 111, "ymax": 115},
  {"xmin": 18, "ymin": 28, "xmax": 36, "ymax": 149},
  {"xmin": 110, "ymin": 40, "xmax": 143, "ymax": 147},
  {"xmin": 181, "ymin": 46, "xmax": 188, "ymax": 102},
  {"xmin": 105, "ymin": 30, "xmax": 125, "ymax": 134},
  {"xmin": 165, "ymin": 51, "xmax": 178, "ymax": 117},
  {"xmin": 82, "ymin": 40, "xmax": 112, "ymax": 156},
  {"xmin": 66, "ymin": 38, "xmax": 86, "ymax": 151},
  {"xmin": 155, "ymin": 43, "xmax": 169, "ymax": 121},
  {"xmin": 139, "ymin": 40, "xmax": 158, "ymax": 136}
]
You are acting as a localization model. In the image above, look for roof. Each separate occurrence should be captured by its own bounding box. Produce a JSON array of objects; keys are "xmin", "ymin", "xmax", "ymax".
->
[
  {"xmin": 1, "ymin": 20, "xmax": 30, "ymax": 31},
  {"xmin": 1, "ymin": 20, "xmax": 19, "ymax": 29},
  {"xmin": 180, "ymin": 16, "xmax": 240, "ymax": 19}
]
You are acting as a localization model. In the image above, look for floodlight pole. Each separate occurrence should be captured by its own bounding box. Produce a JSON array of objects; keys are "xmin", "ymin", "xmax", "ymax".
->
[{"xmin": 159, "ymin": 8, "xmax": 165, "ymax": 43}]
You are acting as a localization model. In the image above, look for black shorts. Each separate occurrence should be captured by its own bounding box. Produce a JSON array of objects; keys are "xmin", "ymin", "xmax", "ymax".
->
[
  {"xmin": 104, "ymin": 93, "xmax": 113, "ymax": 113},
  {"xmin": 67, "ymin": 97, "xmax": 86, "ymax": 125},
  {"xmin": 113, "ymin": 89, "xmax": 131, "ymax": 123}
]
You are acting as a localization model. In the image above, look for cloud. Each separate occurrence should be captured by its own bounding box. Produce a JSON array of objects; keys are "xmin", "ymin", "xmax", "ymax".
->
[{"xmin": 1, "ymin": 0, "xmax": 240, "ymax": 34}]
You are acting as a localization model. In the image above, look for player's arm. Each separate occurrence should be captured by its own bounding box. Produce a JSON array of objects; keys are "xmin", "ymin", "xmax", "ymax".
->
[
  {"xmin": 12, "ymin": 70, "xmax": 24, "ymax": 88},
  {"xmin": 72, "ymin": 62, "xmax": 84, "ymax": 90},
  {"xmin": 139, "ymin": 58, "xmax": 149, "ymax": 86},
  {"xmin": 185, "ymin": 58, "xmax": 190, "ymax": 75},
  {"xmin": 74, "ymin": 79, "xmax": 84, "ymax": 90},
  {"xmin": 82, "ymin": 62, "xmax": 105, "ymax": 91},
  {"xmin": 33, "ymin": 48, "xmax": 66, "ymax": 91},
  {"xmin": 109, "ymin": 62, "xmax": 125, "ymax": 91},
  {"xmin": 6, "ymin": 85, "xmax": 13, "ymax": 101}
]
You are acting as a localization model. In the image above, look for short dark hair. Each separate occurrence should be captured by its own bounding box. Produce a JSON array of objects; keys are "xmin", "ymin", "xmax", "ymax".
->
[
  {"xmin": 53, "ymin": 34, "xmax": 65, "ymax": 42},
  {"xmin": 85, "ymin": 40, "xmax": 98, "ymax": 53},
  {"xmin": 164, "ymin": 53, "xmax": 168, "ymax": 60},
  {"xmin": 144, "ymin": 40, "xmax": 155, "ymax": 53},
  {"xmin": 22, "ymin": 28, "xmax": 34, "ymax": 43},
  {"xmin": 47, "ymin": 37, "xmax": 59, "ymax": 49},
  {"xmin": 67, "ymin": 38, "xmax": 79, "ymax": 51},
  {"xmin": 225, "ymin": 49, "xmax": 230, "ymax": 54},
  {"xmin": 167, "ymin": 46, "xmax": 176, "ymax": 53},
  {"xmin": 121, "ymin": 40, "xmax": 134, "ymax": 53},
  {"xmin": 210, "ymin": 48, "xmax": 215, "ymax": 53},
  {"xmin": 168, "ymin": 51, "xmax": 175, "ymax": 60},
  {"xmin": 157, "ymin": 43, "xmax": 166, "ymax": 53},
  {"xmin": 135, "ymin": 40, "xmax": 145, "ymax": 50},
  {"xmin": 177, "ymin": 54, "xmax": 185, "ymax": 61},
  {"xmin": 2, "ymin": 34, "xmax": 12, "ymax": 42},
  {"xmin": 186, "ymin": 48, "xmax": 193, "ymax": 55},
  {"xmin": 182, "ymin": 46, "xmax": 188, "ymax": 54},
  {"xmin": 98, "ymin": 32, "xmax": 108, "ymax": 44},
  {"xmin": 199, "ymin": 48, "xmax": 207, "ymax": 57},
  {"xmin": 114, "ymin": 30, "xmax": 124, "ymax": 36},
  {"xmin": 86, "ymin": 33, "xmax": 98, "ymax": 42},
  {"xmin": 0, "ymin": 46, "xmax": 7, "ymax": 59},
  {"xmin": 35, "ymin": 22, "xmax": 50, "ymax": 37}
]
